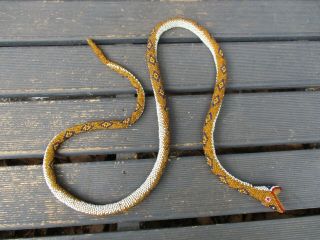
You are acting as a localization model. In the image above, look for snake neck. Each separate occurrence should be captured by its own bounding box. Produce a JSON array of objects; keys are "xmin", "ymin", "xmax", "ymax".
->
[{"xmin": 203, "ymin": 108, "xmax": 284, "ymax": 213}]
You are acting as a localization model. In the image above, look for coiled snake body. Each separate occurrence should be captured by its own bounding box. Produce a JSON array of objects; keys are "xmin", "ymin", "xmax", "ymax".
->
[{"xmin": 43, "ymin": 17, "xmax": 284, "ymax": 215}]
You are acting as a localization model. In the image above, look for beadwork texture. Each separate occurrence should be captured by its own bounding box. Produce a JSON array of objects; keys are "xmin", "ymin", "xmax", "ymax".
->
[{"xmin": 43, "ymin": 17, "xmax": 284, "ymax": 215}]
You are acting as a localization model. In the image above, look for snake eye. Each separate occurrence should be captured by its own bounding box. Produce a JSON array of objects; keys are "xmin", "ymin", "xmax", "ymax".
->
[
  {"xmin": 265, "ymin": 196, "xmax": 272, "ymax": 203},
  {"xmin": 269, "ymin": 205, "xmax": 277, "ymax": 211}
]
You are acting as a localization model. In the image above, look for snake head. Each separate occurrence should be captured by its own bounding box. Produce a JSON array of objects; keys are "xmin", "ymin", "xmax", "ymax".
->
[{"xmin": 256, "ymin": 186, "xmax": 285, "ymax": 213}]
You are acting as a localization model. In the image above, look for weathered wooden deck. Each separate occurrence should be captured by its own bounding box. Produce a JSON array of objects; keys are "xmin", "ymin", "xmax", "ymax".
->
[{"xmin": 1, "ymin": 0, "xmax": 320, "ymax": 239}]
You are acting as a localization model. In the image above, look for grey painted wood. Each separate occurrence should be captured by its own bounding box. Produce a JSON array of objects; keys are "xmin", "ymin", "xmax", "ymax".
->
[
  {"xmin": 36, "ymin": 216, "xmax": 320, "ymax": 240},
  {"xmin": 0, "ymin": 92, "xmax": 319, "ymax": 159},
  {"xmin": 1, "ymin": 149, "xmax": 320, "ymax": 230},
  {"xmin": 1, "ymin": 1, "xmax": 320, "ymax": 45},
  {"xmin": 1, "ymin": 41, "xmax": 320, "ymax": 97},
  {"xmin": 1, "ymin": 0, "xmax": 318, "ymax": 236}
]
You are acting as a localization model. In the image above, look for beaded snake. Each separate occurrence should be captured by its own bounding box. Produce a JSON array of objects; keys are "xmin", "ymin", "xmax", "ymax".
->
[{"xmin": 43, "ymin": 17, "xmax": 285, "ymax": 215}]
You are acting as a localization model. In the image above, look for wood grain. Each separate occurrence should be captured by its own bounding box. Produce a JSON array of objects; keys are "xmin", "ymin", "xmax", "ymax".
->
[
  {"xmin": 0, "ymin": 149, "xmax": 320, "ymax": 230},
  {"xmin": 1, "ymin": 1, "xmax": 320, "ymax": 45},
  {"xmin": 0, "ymin": 92, "xmax": 319, "ymax": 159},
  {"xmin": 39, "ymin": 216, "xmax": 320, "ymax": 240},
  {"xmin": 0, "ymin": 92, "xmax": 320, "ymax": 158},
  {"xmin": 1, "ymin": 41, "xmax": 319, "ymax": 97},
  {"xmin": 1, "ymin": 0, "xmax": 319, "ymax": 234}
]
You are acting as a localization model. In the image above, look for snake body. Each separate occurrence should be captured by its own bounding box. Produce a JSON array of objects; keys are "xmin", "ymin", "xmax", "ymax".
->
[{"xmin": 43, "ymin": 17, "xmax": 284, "ymax": 215}]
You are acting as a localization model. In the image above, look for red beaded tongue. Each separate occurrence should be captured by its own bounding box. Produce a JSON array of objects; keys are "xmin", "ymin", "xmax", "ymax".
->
[{"xmin": 272, "ymin": 187, "xmax": 285, "ymax": 213}]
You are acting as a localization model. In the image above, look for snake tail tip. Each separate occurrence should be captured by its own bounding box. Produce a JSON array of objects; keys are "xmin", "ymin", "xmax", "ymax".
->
[{"xmin": 86, "ymin": 38, "xmax": 94, "ymax": 45}]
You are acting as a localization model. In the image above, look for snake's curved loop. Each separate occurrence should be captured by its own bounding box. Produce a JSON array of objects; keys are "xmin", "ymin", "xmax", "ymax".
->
[
  {"xmin": 43, "ymin": 17, "xmax": 284, "ymax": 215},
  {"xmin": 43, "ymin": 40, "xmax": 146, "ymax": 215},
  {"xmin": 149, "ymin": 18, "xmax": 284, "ymax": 213}
]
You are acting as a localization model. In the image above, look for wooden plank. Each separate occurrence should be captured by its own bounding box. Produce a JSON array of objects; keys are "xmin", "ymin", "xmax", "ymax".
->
[
  {"xmin": 1, "ymin": 41, "xmax": 320, "ymax": 97},
  {"xmin": 1, "ymin": 1, "xmax": 320, "ymax": 45},
  {"xmin": 0, "ymin": 92, "xmax": 320, "ymax": 159},
  {"xmin": 1, "ymin": 149, "xmax": 320, "ymax": 230},
  {"xmin": 38, "ymin": 216, "xmax": 320, "ymax": 240}
]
